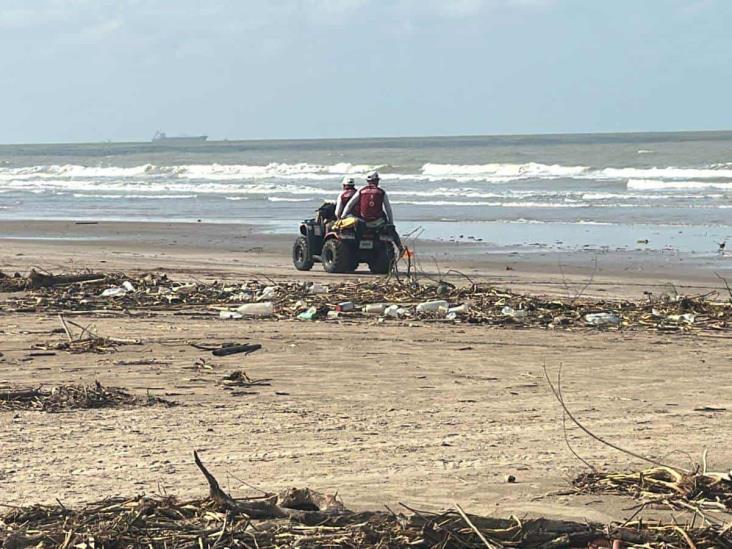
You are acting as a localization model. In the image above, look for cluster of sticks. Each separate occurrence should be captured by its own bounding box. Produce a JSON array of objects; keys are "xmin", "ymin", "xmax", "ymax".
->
[
  {"xmin": 2, "ymin": 270, "xmax": 731, "ymax": 332},
  {"xmin": 1, "ymin": 453, "xmax": 730, "ymax": 548},
  {"xmin": 575, "ymin": 466, "xmax": 732, "ymax": 515},
  {"xmin": 0, "ymin": 381, "xmax": 173, "ymax": 413}
]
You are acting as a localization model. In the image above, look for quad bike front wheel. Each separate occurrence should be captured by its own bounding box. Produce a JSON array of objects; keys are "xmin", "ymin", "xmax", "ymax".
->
[
  {"xmin": 292, "ymin": 236, "xmax": 314, "ymax": 271},
  {"xmin": 322, "ymin": 238, "xmax": 352, "ymax": 273}
]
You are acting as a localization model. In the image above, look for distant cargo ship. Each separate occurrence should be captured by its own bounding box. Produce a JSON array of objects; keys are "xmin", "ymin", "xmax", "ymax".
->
[{"xmin": 152, "ymin": 131, "xmax": 208, "ymax": 144}]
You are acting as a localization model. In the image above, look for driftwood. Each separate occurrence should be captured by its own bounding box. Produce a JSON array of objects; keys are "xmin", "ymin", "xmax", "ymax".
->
[
  {"xmin": 27, "ymin": 270, "xmax": 105, "ymax": 289},
  {"xmin": 212, "ymin": 343, "xmax": 262, "ymax": 357}
]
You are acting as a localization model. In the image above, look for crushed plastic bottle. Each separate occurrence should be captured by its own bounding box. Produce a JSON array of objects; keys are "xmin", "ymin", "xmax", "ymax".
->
[
  {"xmin": 501, "ymin": 306, "xmax": 528, "ymax": 319},
  {"xmin": 236, "ymin": 302, "xmax": 274, "ymax": 317},
  {"xmin": 297, "ymin": 306, "xmax": 318, "ymax": 320},
  {"xmin": 364, "ymin": 303, "xmax": 387, "ymax": 314},
  {"xmin": 101, "ymin": 287, "xmax": 127, "ymax": 297},
  {"xmin": 219, "ymin": 311, "xmax": 243, "ymax": 320},
  {"xmin": 416, "ymin": 300, "xmax": 449, "ymax": 314},
  {"xmin": 122, "ymin": 281, "xmax": 135, "ymax": 292},
  {"xmin": 308, "ymin": 283, "xmax": 328, "ymax": 295},
  {"xmin": 384, "ymin": 305, "xmax": 405, "ymax": 318},
  {"xmin": 584, "ymin": 312, "xmax": 621, "ymax": 326},
  {"xmin": 257, "ymin": 286, "xmax": 277, "ymax": 301},
  {"xmin": 448, "ymin": 304, "xmax": 468, "ymax": 315}
]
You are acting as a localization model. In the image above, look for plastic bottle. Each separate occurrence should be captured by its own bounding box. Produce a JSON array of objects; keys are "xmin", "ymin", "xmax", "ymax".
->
[
  {"xmin": 416, "ymin": 300, "xmax": 449, "ymax": 314},
  {"xmin": 384, "ymin": 304, "xmax": 401, "ymax": 318},
  {"xmin": 236, "ymin": 302, "xmax": 274, "ymax": 317},
  {"xmin": 219, "ymin": 311, "xmax": 243, "ymax": 320},
  {"xmin": 364, "ymin": 303, "xmax": 387, "ymax": 314},
  {"xmin": 297, "ymin": 306, "xmax": 318, "ymax": 320},
  {"xmin": 448, "ymin": 304, "xmax": 468, "ymax": 315},
  {"xmin": 257, "ymin": 286, "xmax": 277, "ymax": 301},
  {"xmin": 584, "ymin": 312, "xmax": 621, "ymax": 326}
]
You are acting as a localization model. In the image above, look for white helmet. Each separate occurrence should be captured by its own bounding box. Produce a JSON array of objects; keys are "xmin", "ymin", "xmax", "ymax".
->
[
  {"xmin": 366, "ymin": 170, "xmax": 380, "ymax": 184},
  {"xmin": 342, "ymin": 176, "xmax": 355, "ymax": 188}
]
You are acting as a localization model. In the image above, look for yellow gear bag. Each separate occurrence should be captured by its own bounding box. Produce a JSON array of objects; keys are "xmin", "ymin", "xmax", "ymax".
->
[{"xmin": 332, "ymin": 217, "xmax": 359, "ymax": 230}]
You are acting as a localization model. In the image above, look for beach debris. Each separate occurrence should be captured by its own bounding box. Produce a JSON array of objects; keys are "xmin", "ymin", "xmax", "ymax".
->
[
  {"xmin": 257, "ymin": 285, "xmax": 277, "ymax": 301},
  {"xmin": 2, "ymin": 453, "xmax": 731, "ymax": 548},
  {"xmin": 211, "ymin": 343, "xmax": 262, "ymax": 357},
  {"xmin": 235, "ymin": 302, "xmax": 274, "ymax": 316},
  {"xmin": 0, "ymin": 269, "xmax": 104, "ymax": 292},
  {"xmin": 100, "ymin": 281, "xmax": 135, "ymax": 297},
  {"xmin": 1, "ymin": 270, "xmax": 730, "ymax": 333},
  {"xmin": 219, "ymin": 310, "xmax": 243, "ymax": 319},
  {"xmin": 297, "ymin": 306, "xmax": 318, "ymax": 320},
  {"xmin": 501, "ymin": 305, "xmax": 528, "ymax": 320},
  {"xmin": 222, "ymin": 370, "xmax": 271, "ymax": 389},
  {"xmin": 584, "ymin": 312, "xmax": 622, "ymax": 326},
  {"xmin": 0, "ymin": 381, "xmax": 173, "ymax": 413},
  {"xmin": 336, "ymin": 301, "xmax": 354, "ymax": 312},
  {"xmin": 308, "ymin": 282, "xmax": 328, "ymax": 294},
  {"xmin": 505, "ymin": 474, "xmax": 517, "ymax": 483},
  {"xmin": 416, "ymin": 299, "xmax": 449, "ymax": 314},
  {"xmin": 574, "ymin": 466, "xmax": 732, "ymax": 513},
  {"xmin": 363, "ymin": 303, "xmax": 387, "ymax": 314}
]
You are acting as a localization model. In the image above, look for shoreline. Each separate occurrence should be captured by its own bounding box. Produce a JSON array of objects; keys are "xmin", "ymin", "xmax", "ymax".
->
[{"xmin": 1, "ymin": 219, "xmax": 730, "ymax": 300}]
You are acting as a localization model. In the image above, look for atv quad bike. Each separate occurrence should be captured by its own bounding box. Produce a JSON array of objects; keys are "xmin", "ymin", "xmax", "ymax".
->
[{"xmin": 292, "ymin": 203, "xmax": 398, "ymax": 274}]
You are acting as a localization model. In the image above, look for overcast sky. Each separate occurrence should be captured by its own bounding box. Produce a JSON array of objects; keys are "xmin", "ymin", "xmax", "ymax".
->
[{"xmin": 1, "ymin": 0, "xmax": 730, "ymax": 143}]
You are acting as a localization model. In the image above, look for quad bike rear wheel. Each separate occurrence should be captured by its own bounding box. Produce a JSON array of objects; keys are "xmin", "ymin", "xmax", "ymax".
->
[
  {"xmin": 322, "ymin": 238, "xmax": 352, "ymax": 273},
  {"xmin": 368, "ymin": 242, "xmax": 395, "ymax": 274},
  {"xmin": 292, "ymin": 236, "xmax": 314, "ymax": 271}
]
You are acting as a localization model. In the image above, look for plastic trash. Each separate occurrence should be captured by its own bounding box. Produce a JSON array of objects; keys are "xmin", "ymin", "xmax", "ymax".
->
[
  {"xmin": 308, "ymin": 283, "xmax": 328, "ymax": 295},
  {"xmin": 219, "ymin": 311, "xmax": 243, "ymax": 320},
  {"xmin": 326, "ymin": 310, "xmax": 340, "ymax": 320},
  {"xmin": 101, "ymin": 287, "xmax": 127, "ymax": 297},
  {"xmin": 236, "ymin": 302, "xmax": 274, "ymax": 317},
  {"xmin": 416, "ymin": 300, "xmax": 449, "ymax": 314},
  {"xmin": 668, "ymin": 313, "xmax": 695, "ymax": 324},
  {"xmin": 448, "ymin": 304, "xmax": 468, "ymax": 315},
  {"xmin": 122, "ymin": 281, "xmax": 135, "ymax": 292},
  {"xmin": 257, "ymin": 286, "xmax": 277, "ymax": 301},
  {"xmin": 446, "ymin": 312, "xmax": 457, "ymax": 321},
  {"xmin": 336, "ymin": 301, "xmax": 354, "ymax": 312},
  {"xmin": 501, "ymin": 306, "xmax": 527, "ymax": 319},
  {"xmin": 384, "ymin": 305, "xmax": 403, "ymax": 318},
  {"xmin": 364, "ymin": 303, "xmax": 387, "ymax": 314},
  {"xmin": 584, "ymin": 312, "xmax": 621, "ymax": 326},
  {"xmin": 297, "ymin": 306, "xmax": 318, "ymax": 321}
]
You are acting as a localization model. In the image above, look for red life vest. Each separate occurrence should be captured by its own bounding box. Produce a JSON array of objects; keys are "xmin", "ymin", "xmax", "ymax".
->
[
  {"xmin": 338, "ymin": 188, "xmax": 356, "ymax": 214},
  {"xmin": 358, "ymin": 184, "xmax": 385, "ymax": 221}
]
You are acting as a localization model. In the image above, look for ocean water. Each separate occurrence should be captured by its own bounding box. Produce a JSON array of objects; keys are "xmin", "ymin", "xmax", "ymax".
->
[{"xmin": 1, "ymin": 132, "xmax": 731, "ymax": 254}]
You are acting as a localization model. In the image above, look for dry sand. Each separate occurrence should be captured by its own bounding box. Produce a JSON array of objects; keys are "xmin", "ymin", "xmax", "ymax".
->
[{"xmin": 1, "ymin": 220, "xmax": 731, "ymax": 524}]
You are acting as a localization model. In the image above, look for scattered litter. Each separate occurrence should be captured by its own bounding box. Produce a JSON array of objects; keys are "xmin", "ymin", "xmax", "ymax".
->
[
  {"xmin": 219, "ymin": 311, "xmax": 243, "ymax": 320},
  {"xmin": 235, "ymin": 302, "xmax": 273, "ymax": 317},
  {"xmin": 363, "ymin": 303, "xmax": 387, "ymax": 314},
  {"xmin": 584, "ymin": 312, "xmax": 622, "ymax": 326},
  {"xmin": 0, "ymin": 381, "xmax": 173, "ymax": 413},
  {"xmin": 297, "ymin": 306, "xmax": 318, "ymax": 321},
  {"xmin": 336, "ymin": 301, "xmax": 354, "ymax": 312},
  {"xmin": 211, "ymin": 343, "xmax": 262, "ymax": 357},
  {"xmin": 3, "ymin": 454, "xmax": 730, "ymax": 548},
  {"xmin": 308, "ymin": 282, "xmax": 328, "ymax": 294},
  {"xmin": 416, "ymin": 300, "xmax": 448, "ymax": 314},
  {"xmin": 502, "ymin": 306, "xmax": 528, "ymax": 319}
]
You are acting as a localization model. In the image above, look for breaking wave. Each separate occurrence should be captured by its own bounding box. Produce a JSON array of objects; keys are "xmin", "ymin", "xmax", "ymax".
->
[{"xmin": 627, "ymin": 179, "xmax": 732, "ymax": 191}]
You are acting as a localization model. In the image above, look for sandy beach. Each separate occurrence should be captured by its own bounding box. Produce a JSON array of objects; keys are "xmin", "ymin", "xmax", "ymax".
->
[{"xmin": 2, "ymin": 220, "xmax": 731, "ymax": 527}]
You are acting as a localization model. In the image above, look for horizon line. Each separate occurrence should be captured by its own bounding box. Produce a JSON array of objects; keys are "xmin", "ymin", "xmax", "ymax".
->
[{"xmin": 2, "ymin": 128, "xmax": 732, "ymax": 147}]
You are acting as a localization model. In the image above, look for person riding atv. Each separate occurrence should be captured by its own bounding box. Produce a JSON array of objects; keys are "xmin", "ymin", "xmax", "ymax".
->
[
  {"xmin": 340, "ymin": 171, "xmax": 403, "ymax": 252},
  {"xmin": 292, "ymin": 172, "xmax": 401, "ymax": 274}
]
